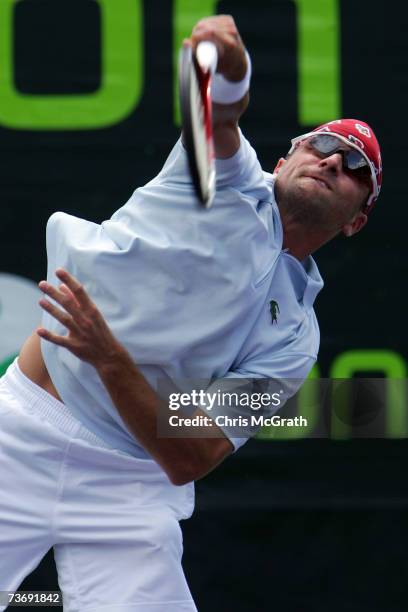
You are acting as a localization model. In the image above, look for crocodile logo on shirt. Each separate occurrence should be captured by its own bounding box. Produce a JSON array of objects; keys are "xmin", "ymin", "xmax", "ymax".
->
[{"xmin": 269, "ymin": 300, "xmax": 280, "ymax": 324}]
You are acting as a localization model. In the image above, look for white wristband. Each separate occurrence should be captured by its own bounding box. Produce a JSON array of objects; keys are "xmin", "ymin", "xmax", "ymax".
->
[{"xmin": 211, "ymin": 51, "xmax": 252, "ymax": 105}]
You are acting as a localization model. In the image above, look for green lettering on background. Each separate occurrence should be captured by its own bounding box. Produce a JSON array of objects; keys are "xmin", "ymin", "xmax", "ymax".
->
[
  {"xmin": 257, "ymin": 364, "xmax": 321, "ymax": 440},
  {"xmin": 173, "ymin": 0, "xmax": 219, "ymax": 125},
  {"xmin": 0, "ymin": 0, "xmax": 143, "ymax": 130},
  {"xmin": 293, "ymin": 0, "xmax": 340, "ymax": 125},
  {"xmin": 330, "ymin": 350, "xmax": 407, "ymax": 439},
  {"xmin": 0, "ymin": 354, "xmax": 17, "ymax": 377}
]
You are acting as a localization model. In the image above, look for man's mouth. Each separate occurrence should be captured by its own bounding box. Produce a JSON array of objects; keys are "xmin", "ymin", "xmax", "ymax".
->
[{"xmin": 305, "ymin": 175, "xmax": 331, "ymax": 190}]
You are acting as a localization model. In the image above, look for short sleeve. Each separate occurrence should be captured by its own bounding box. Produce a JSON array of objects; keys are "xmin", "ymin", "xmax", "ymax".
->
[
  {"xmin": 150, "ymin": 130, "xmax": 271, "ymax": 202},
  {"xmin": 201, "ymin": 353, "xmax": 316, "ymax": 451}
]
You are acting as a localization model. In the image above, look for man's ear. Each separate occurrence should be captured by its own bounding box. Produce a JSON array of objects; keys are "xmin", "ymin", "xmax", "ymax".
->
[
  {"xmin": 273, "ymin": 157, "xmax": 287, "ymax": 174},
  {"xmin": 342, "ymin": 211, "xmax": 368, "ymax": 237}
]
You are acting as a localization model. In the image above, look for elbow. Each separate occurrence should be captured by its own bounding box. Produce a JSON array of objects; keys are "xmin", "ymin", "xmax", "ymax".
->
[
  {"xmin": 169, "ymin": 475, "xmax": 193, "ymax": 487},
  {"xmin": 165, "ymin": 439, "xmax": 233, "ymax": 485},
  {"xmin": 166, "ymin": 455, "xmax": 210, "ymax": 486},
  {"xmin": 167, "ymin": 464, "xmax": 198, "ymax": 487}
]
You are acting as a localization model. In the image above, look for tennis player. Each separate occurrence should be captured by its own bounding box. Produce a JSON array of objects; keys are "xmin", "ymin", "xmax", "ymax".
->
[{"xmin": 0, "ymin": 15, "xmax": 382, "ymax": 612}]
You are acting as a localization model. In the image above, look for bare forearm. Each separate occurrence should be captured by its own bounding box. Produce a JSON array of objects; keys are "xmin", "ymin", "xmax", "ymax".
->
[
  {"xmin": 212, "ymin": 94, "xmax": 249, "ymax": 158},
  {"xmin": 96, "ymin": 348, "xmax": 225, "ymax": 484}
]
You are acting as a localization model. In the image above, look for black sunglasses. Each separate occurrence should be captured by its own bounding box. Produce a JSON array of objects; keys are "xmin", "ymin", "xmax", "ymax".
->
[{"xmin": 307, "ymin": 134, "xmax": 371, "ymax": 177}]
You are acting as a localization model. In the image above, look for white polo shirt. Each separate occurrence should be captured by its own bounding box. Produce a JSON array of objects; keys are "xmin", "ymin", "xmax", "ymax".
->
[{"xmin": 42, "ymin": 132, "xmax": 323, "ymax": 457}]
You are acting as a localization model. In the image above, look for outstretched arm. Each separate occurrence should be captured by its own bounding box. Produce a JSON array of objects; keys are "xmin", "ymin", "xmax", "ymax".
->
[
  {"xmin": 185, "ymin": 15, "xmax": 249, "ymax": 159},
  {"xmin": 37, "ymin": 268, "xmax": 233, "ymax": 486}
]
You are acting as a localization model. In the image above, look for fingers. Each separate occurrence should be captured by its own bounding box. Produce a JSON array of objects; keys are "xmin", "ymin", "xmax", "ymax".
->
[
  {"xmin": 55, "ymin": 268, "xmax": 93, "ymax": 310},
  {"xmin": 193, "ymin": 15, "xmax": 237, "ymax": 39},
  {"xmin": 37, "ymin": 269, "xmax": 122, "ymax": 367},
  {"xmin": 39, "ymin": 269, "xmax": 95, "ymax": 317},
  {"xmin": 38, "ymin": 269, "xmax": 94, "ymax": 335},
  {"xmin": 190, "ymin": 15, "xmax": 246, "ymax": 80},
  {"xmin": 39, "ymin": 269, "xmax": 104, "ymax": 333},
  {"xmin": 39, "ymin": 278, "xmax": 71, "ymax": 302},
  {"xmin": 38, "ymin": 296, "xmax": 79, "ymax": 333},
  {"xmin": 36, "ymin": 327, "xmax": 71, "ymax": 349}
]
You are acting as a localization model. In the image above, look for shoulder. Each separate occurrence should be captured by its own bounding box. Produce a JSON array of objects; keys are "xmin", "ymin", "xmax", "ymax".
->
[
  {"xmin": 215, "ymin": 131, "xmax": 272, "ymax": 201},
  {"xmin": 151, "ymin": 132, "xmax": 271, "ymax": 199}
]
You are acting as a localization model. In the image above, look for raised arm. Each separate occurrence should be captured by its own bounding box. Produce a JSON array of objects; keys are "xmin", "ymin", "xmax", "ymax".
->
[
  {"xmin": 186, "ymin": 15, "xmax": 250, "ymax": 159},
  {"xmin": 37, "ymin": 269, "xmax": 233, "ymax": 486}
]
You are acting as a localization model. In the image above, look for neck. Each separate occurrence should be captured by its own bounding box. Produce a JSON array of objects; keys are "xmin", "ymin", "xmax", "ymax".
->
[
  {"xmin": 281, "ymin": 219, "xmax": 316, "ymax": 261},
  {"xmin": 275, "ymin": 182, "xmax": 339, "ymax": 261}
]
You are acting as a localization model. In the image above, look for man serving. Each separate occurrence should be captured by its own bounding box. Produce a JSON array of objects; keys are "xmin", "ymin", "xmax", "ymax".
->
[{"xmin": 0, "ymin": 15, "xmax": 382, "ymax": 612}]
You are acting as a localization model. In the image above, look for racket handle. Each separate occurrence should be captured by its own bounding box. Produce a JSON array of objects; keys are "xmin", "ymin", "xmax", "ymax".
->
[{"xmin": 196, "ymin": 41, "xmax": 218, "ymax": 74}]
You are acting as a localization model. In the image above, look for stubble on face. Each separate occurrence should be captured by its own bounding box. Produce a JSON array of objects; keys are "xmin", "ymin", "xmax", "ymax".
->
[
  {"xmin": 275, "ymin": 162, "xmax": 340, "ymax": 232},
  {"xmin": 275, "ymin": 175, "xmax": 331, "ymax": 228},
  {"xmin": 274, "ymin": 147, "xmax": 369, "ymax": 234}
]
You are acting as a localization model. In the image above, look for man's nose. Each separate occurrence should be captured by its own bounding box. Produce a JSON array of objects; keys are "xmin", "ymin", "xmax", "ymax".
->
[{"xmin": 319, "ymin": 152, "xmax": 343, "ymax": 172}]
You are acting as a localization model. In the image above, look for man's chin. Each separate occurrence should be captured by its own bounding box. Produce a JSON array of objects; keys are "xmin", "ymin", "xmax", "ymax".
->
[{"xmin": 290, "ymin": 180, "xmax": 324, "ymax": 203}]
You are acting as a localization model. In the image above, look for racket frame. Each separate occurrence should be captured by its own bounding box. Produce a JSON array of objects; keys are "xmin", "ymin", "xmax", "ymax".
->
[{"xmin": 179, "ymin": 42, "xmax": 217, "ymax": 208}]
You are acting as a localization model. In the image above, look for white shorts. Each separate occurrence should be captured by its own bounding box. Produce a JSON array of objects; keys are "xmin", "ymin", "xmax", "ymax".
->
[{"xmin": 0, "ymin": 362, "xmax": 197, "ymax": 612}]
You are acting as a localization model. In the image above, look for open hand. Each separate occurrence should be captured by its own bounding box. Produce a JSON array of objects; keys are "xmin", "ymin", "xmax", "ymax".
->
[{"xmin": 37, "ymin": 268, "xmax": 124, "ymax": 369}]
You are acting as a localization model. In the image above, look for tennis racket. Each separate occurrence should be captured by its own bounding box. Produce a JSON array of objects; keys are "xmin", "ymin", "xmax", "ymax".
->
[{"xmin": 179, "ymin": 41, "xmax": 218, "ymax": 208}]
